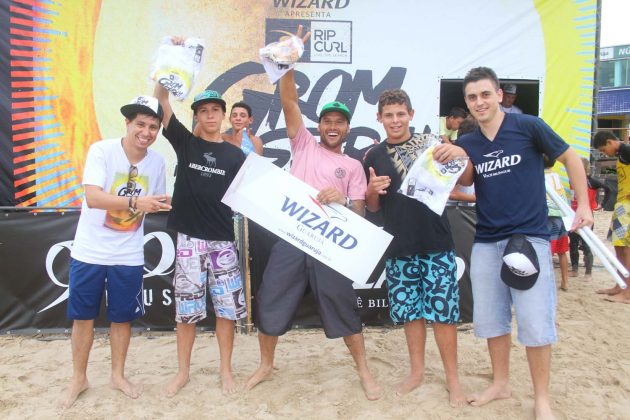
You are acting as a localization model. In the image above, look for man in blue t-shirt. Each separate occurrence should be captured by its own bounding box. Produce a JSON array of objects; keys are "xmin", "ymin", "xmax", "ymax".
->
[{"xmin": 433, "ymin": 67, "xmax": 592, "ymax": 419}]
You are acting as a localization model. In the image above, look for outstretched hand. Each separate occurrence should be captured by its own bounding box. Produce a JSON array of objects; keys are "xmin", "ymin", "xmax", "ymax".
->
[
  {"xmin": 433, "ymin": 143, "xmax": 468, "ymax": 164},
  {"xmin": 283, "ymin": 24, "xmax": 311, "ymax": 45}
]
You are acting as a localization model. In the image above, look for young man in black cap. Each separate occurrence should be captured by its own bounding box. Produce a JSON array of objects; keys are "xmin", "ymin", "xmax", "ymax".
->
[
  {"xmin": 154, "ymin": 82, "xmax": 246, "ymax": 396},
  {"xmin": 60, "ymin": 96, "xmax": 170, "ymax": 408},
  {"xmin": 433, "ymin": 66, "xmax": 592, "ymax": 419},
  {"xmin": 245, "ymin": 26, "xmax": 382, "ymax": 400}
]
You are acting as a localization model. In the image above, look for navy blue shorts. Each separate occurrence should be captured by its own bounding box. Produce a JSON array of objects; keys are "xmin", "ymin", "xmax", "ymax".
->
[{"xmin": 67, "ymin": 258, "xmax": 145, "ymax": 323}]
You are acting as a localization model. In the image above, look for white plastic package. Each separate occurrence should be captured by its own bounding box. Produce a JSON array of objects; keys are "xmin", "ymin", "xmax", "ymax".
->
[
  {"xmin": 259, "ymin": 34, "xmax": 304, "ymax": 84},
  {"xmin": 399, "ymin": 139, "xmax": 468, "ymax": 215},
  {"xmin": 150, "ymin": 37, "xmax": 204, "ymax": 100}
]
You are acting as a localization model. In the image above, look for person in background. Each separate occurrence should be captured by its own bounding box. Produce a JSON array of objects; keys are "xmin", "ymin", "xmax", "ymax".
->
[
  {"xmin": 569, "ymin": 157, "xmax": 609, "ymax": 279},
  {"xmin": 439, "ymin": 107, "xmax": 467, "ymax": 144},
  {"xmin": 499, "ymin": 84, "xmax": 523, "ymax": 114},
  {"xmin": 544, "ymin": 157, "xmax": 570, "ymax": 291},
  {"xmin": 448, "ymin": 117, "xmax": 478, "ymax": 205},
  {"xmin": 593, "ymin": 130, "xmax": 630, "ymax": 303}
]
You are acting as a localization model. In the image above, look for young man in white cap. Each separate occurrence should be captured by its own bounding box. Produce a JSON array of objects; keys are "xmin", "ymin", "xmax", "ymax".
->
[
  {"xmin": 154, "ymin": 82, "xmax": 246, "ymax": 396},
  {"xmin": 245, "ymin": 26, "xmax": 382, "ymax": 401},
  {"xmin": 433, "ymin": 66, "xmax": 592, "ymax": 419},
  {"xmin": 60, "ymin": 96, "xmax": 170, "ymax": 409},
  {"xmin": 499, "ymin": 83, "xmax": 523, "ymax": 114}
]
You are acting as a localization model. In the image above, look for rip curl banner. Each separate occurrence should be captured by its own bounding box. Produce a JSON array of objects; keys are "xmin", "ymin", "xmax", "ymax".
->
[
  {"xmin": 222, "ymin": 154, "xmax": 393, "ymax": 285},
  {"xmin": 1, "ymin": 0, "xmax": 597, "ymax": 207}
]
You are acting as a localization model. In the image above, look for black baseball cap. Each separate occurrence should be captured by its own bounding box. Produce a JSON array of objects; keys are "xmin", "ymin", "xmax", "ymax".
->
[
  {"xmin": 120, "ymin": 95, "xmax": 164, "ymax": 122},
  {"xmin": 501, "ymin": 234, "xmax": 540, "ymax": 290}
]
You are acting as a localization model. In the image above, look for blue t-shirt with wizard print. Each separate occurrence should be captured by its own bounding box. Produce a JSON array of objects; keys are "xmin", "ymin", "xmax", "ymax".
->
[{"xmin": 457, "ymin": 113, "xmax": 569, "ymax": 242}]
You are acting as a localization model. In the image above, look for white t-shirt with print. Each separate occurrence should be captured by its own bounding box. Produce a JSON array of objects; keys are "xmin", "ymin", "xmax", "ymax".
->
[{"xmin": 71, "ymin": 138, "xmax": 166, "ymax": 266}]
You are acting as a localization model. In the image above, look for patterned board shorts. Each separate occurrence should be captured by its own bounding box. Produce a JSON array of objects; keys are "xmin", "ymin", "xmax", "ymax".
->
[
  {"xmin": 608, "ymin": 201, "xmax": 630, "ymax": 247},
  {"xmin": 174, "ymin": 233, "xmax": 246, "ymax": 323},
  {"xmin": 385, "ymin": 250, "xmax": 460, "ymax": 325}
]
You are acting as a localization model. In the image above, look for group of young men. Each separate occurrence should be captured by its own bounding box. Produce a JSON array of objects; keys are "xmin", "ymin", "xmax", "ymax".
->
[{"xmin": 61, "ymin": 28, "xmax": 596, "ymax": 420}]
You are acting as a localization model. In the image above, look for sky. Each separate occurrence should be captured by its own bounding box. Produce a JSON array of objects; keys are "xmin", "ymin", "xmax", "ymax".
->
[{"xmin": 600, "ymin": 0, "xmax": 630, "ymax": 47}]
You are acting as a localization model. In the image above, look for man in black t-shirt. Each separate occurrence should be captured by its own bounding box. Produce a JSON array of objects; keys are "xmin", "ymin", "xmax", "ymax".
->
[
  {"xmin": 154, "ymin": 81, "xmax": 245, "ymax": 397},
  {"xmin": 364, "ymin": 89, "xmax": 467, "ymax": 406}
]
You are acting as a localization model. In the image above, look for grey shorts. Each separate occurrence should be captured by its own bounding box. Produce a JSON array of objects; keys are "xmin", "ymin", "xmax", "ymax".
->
[
  {"xmin": 173, "ymin": 233, "xmax": 246, "ymax": 323},
  {"xmin": 470, "ymin": 236, "xmax": 557, "ymax": 347},
  {"xmin": 255, "ymin": 240, "xmax": 362, "ymax": 339}
]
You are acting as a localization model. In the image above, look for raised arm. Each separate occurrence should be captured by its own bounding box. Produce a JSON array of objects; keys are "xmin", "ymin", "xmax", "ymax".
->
[
  {"xmin": 278, "ymin": 25, "xmax": 310, "ymax": 139},
  {"xmin": 153, "ymin": 83, "xmax": 173, "ymax": 130}
]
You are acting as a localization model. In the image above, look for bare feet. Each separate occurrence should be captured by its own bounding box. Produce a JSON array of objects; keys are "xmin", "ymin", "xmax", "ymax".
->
[
  {"xmin": 559, "ymin": 285, "xmax": 568, "ymax": 292},
  {"xmin": 110, "ymin": 376, "xmax": 141, "ymax": 399},
  {"xmin": 59, "ymin": 377, "xmax": 89, "ymax": 409},
  {"xmin": 596, "ymin": 285, "xmax": 622, "ymax": 295},
  {"xmin": 393, "ymin": 373, "xmax": 423, "ymax": 395},
  {"xmin": 604, "ymin": 293, "xmax": 630, "ymax": 304},
  {"xmin": 244, "ymin": 365, "xmax": 273, "ymax": 391},
  {"xmin": 583, "ymin": 273, "xmax": 592, "ymax": 280},
  {"xmin": 535, "ymin": 397, "xmax": 556, "ymax": 420},
  {"xmin": 164, "ymin": 372, "xmax": 190, "ymax": 398},
  {"xmin": 467, "ymin": 383, "xmax": 512, "ymax": 407},
  {"xmin": 568, "ymin": 271, "xmax": 578, "ymax": 278},
  {"xmin": 359, "ymin": 374, "xmax": 383, "ymax": 401},
  {"xmin": 447, "ymin": 382, "xmax": 468, "ymax": 408},
  {"xmin": 221, "ymin": 371, "xmax": 239, "ymax": 395}
]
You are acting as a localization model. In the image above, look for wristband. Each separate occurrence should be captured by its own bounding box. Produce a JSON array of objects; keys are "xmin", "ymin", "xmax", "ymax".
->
[{"xmin": 345, "ymin": 196, "xmax": 353, "ymax": 208}]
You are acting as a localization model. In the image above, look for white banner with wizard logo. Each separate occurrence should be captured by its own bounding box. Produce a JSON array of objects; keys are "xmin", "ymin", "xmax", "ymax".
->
[{"xmin": 222, "ymin": 154, "xmax": 393, "ymax": 285}]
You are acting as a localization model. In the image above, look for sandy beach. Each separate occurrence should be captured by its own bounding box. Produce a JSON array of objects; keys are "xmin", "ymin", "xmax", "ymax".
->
[{"xmin": 1, "ymin": 210, "xmax": 630, "ymax": 420}]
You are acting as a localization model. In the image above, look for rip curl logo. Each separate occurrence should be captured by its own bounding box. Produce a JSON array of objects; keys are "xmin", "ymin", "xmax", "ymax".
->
[
  {"xmin": 38, "ymin": 232, "xmax": 176, "ymax": 313},
  {"xmin": 483, "ymin": 150, "xmax": 504, "ymax": 158},
  {"xmin": 334, "ymin": 167, "xmax": 346, "ymax": 179}
]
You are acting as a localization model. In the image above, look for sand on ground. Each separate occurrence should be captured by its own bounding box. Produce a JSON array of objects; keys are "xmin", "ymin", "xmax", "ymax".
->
[{"xmin": 1, "ymin": 211, "xmax": 630, "ymax": 420}]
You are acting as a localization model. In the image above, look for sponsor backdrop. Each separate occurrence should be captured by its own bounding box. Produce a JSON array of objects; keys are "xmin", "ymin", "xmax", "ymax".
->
[
  {"xmin": 0, "ymin": 208, "xmax": 476, "ymax": 332},
  {"xmin": 1, "ymin": 1, "xmax": 595, "ymax": 331}
]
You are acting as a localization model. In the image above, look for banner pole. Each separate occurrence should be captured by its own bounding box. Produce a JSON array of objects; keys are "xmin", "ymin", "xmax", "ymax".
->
[
  {"xmin": 242, "ymin": 216, "xmax": 254, "ymax": 334},
  {"xmin": 546, "ymin": 183, "xmax": 628, "ymax": 288}
]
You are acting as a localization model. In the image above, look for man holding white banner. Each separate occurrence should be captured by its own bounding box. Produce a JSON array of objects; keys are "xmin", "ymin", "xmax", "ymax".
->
[
  {"xmin": 364, "ymin": 89, "xmax": 467, "ymax": 407},
  {"xmin": 433, "ymin": 66, "xmax": 592, "ymax": 419},
  {"xmin": 245, "ymin": 26, "xmax": 383, "ymax": 401}
]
